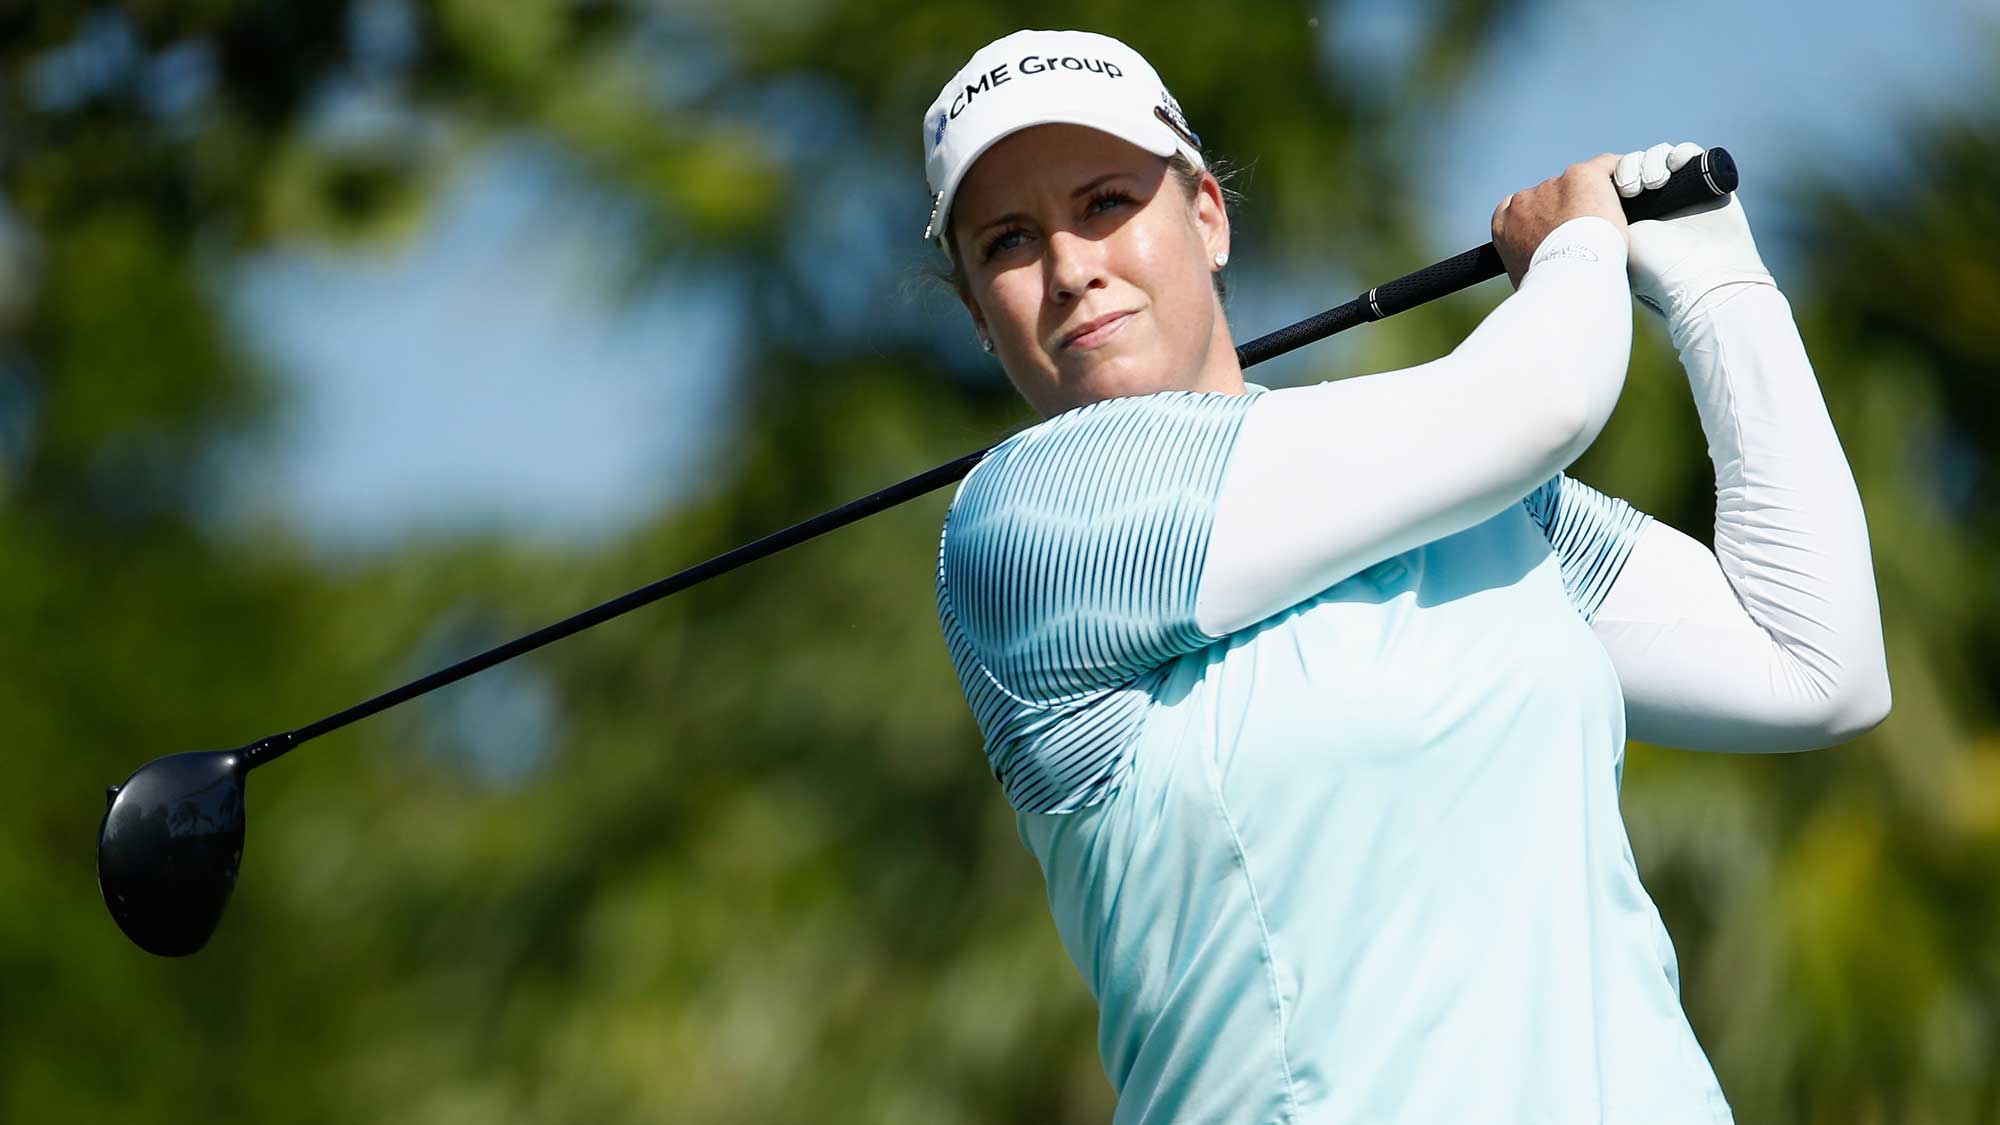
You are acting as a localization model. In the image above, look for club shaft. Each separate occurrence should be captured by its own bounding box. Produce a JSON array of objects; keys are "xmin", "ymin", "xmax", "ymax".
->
[
  {"xmin": 250, "ymin": 449, "xmax": 991, "ymax": 765},
  {"xmin": 241, "ymin": 148, "xmax": 1737, "ymax": 769}
]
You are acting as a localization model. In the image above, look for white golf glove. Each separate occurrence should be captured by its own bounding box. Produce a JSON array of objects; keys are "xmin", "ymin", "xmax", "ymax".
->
[{"xmin": 1614, "ymin": 141, "xmax": 1774, "ymax": 323}]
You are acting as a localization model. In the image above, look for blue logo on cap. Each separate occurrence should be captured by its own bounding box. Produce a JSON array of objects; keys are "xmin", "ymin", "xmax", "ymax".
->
[{"xmin": 933, "ymin": 111, "xmax": 948, "ymax": 147}]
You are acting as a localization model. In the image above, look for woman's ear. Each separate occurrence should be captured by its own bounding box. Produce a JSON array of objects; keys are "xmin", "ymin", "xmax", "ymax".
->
[{"xmin": 1193, "ymin": 170, "xmax": 1230, "ymax": 268}]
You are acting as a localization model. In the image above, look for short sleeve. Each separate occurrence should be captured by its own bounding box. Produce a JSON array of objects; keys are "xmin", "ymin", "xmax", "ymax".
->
[
  {"xmin": 936, "ymin": 390, "xmax": 1257, "ymax": 814},
  {"xmin": 1522, "ymin": 473, "xmax": 1654, "ymax": 621}
]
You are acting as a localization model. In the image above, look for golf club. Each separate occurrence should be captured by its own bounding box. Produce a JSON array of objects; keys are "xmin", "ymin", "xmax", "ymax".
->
[{"xmin": 98, "ymin": 149, "xmax": 1741, "ymax": 957}]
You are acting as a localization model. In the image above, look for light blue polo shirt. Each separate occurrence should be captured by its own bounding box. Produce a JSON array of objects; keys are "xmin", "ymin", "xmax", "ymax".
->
[{"xmin": 935, "ymin": 386, "xmax": 1732, "ymax": 1124}]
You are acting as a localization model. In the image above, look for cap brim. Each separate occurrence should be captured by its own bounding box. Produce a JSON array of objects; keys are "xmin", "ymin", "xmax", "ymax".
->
[{"xmin": 929, "ymin": 113, "xmax": 1192, "ymax": 248}]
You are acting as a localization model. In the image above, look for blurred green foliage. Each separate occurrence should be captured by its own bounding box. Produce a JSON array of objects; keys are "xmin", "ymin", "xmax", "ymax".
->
[{"xmin": 1, "ymin": 2, "xmax": 1995, "ymax": 1122}]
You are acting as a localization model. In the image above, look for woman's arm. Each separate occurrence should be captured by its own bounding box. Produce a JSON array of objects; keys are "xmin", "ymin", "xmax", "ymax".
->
[
  {"xmin": 1592, "ymin": 281, "xmax": 1890, "ymax": 751},
  {"xmin": 1197, "ymin": 215, "xmax": 1633, "ymax": 634}
]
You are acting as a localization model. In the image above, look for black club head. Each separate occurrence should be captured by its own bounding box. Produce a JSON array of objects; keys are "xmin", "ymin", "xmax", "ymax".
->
[{"xmin": 97, "ymin": 749, "xmax": 249, "ymax": 957}]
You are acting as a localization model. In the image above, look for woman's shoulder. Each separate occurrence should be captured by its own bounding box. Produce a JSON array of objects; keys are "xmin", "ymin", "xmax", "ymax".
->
[{"xmin": 962, "ymin": 386, "xmax": 1265, "ymax": 502}]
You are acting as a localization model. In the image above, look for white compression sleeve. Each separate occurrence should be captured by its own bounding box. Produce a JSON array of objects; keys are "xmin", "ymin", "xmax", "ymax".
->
[
  {"xmin": 1591, "ymin": 282, "xmax": 1890, "ymax": 751},
  {"xmin": 1197, "ymin": 216, "xmax": 1631, "ymax": 636}
]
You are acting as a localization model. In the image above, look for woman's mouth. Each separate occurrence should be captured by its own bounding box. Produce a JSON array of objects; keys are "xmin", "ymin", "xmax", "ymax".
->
[{"xmin": 1061, "ymin": 310, "xmax": 1136, "ymax": 351}]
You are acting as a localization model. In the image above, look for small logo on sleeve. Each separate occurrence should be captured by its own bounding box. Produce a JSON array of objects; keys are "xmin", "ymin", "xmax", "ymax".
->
[{"xmin": 1532, "ymin": 242, "xmax": 1600, "ymax": 266}]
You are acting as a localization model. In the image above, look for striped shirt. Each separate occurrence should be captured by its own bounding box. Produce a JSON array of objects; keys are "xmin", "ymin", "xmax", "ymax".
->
[
  {"xmin": 935, "ymin": 387, "xmax": 1649, "ymax": 814},
  {"xmin": 932, "ymin": 385, "xmax": 1732, "ymax": 1124}
]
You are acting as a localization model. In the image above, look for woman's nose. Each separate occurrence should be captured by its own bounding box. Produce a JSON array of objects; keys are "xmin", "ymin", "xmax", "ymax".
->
[{"xmin": 1045, "ymin": 230, "xmax": 1105, "ymax": 303}]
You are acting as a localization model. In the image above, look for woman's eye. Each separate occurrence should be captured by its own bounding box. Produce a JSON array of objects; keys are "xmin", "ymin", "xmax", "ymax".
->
[
  {"xmin": 1087, "ymin": 190, "xmax": 1132, "ymax": 215},
  {"xmin": 982, "ymin": 229, "xmax": 1027, "ymax": 261},
  {"xmin": 978, "ymin": 194, "xmax": 1128, "ymax": 262}
]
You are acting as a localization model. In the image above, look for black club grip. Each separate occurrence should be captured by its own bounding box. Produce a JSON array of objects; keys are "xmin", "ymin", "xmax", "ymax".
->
[
  {"xmin": 1236, "ymin": 146, "xmax": 1738, "ymax": 369},
  {"xmin": 1622, "ymin": 146, "xmax": 1737, "ymax": 223}
]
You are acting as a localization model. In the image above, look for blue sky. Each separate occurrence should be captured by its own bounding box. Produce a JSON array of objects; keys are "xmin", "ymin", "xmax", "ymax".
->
[
  {"xmin": 224, "ymin": 0, "xmax": 1996, "ymax": 558},
  {"xmin": 224, "ymin": 141, "xmax": 744, "ymax": 555},
  {"xmin": 1406, "ymin": 0, "xmax": 1995, "ymax": 267}
]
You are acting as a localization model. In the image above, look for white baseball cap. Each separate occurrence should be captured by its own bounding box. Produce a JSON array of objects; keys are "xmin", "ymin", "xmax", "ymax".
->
[{"xmin": 921, "ymin": 29, "xmax": 1204, "ymax": 248}]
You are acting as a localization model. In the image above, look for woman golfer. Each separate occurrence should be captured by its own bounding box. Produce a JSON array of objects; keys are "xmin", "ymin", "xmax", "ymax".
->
[{"xmin": 928, "ymin": 29, "xmax": 1889, "ymax": 1124}]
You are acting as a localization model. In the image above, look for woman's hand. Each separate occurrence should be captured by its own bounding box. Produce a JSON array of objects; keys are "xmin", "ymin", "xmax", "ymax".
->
[
  {"xmin": 1492, "ymin": 153, "xmax": 1630, "ymax": 289},
  {"xmin": 1614, "ymin": 140, "xmax": 1775, "ymax": 322}
]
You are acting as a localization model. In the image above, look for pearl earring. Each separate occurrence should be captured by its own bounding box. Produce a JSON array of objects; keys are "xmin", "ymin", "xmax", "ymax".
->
[
  {"xmin": 1213, "ymin": 251, "xmax": 1229, "ymax": 268},
  {"xmin": 979, "ymin": 336, "xmax": 994, "ymax": 354}
]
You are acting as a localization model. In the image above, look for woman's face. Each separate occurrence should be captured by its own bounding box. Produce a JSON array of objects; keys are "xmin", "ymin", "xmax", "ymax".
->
[{"xmin": 950, "ymin": 124, "xmax": 1239, "ymax": 416}]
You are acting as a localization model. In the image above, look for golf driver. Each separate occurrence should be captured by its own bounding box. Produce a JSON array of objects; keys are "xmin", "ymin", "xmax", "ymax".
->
[{"xmin": 98, "ymin": 149, "xmax": 1741, "ymax": 956}]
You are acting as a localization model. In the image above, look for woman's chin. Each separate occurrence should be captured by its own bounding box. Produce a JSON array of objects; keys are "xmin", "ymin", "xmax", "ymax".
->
[{"xmin": 1059, "ymin": 346, "xmax": 1167, "ymax": 399}]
